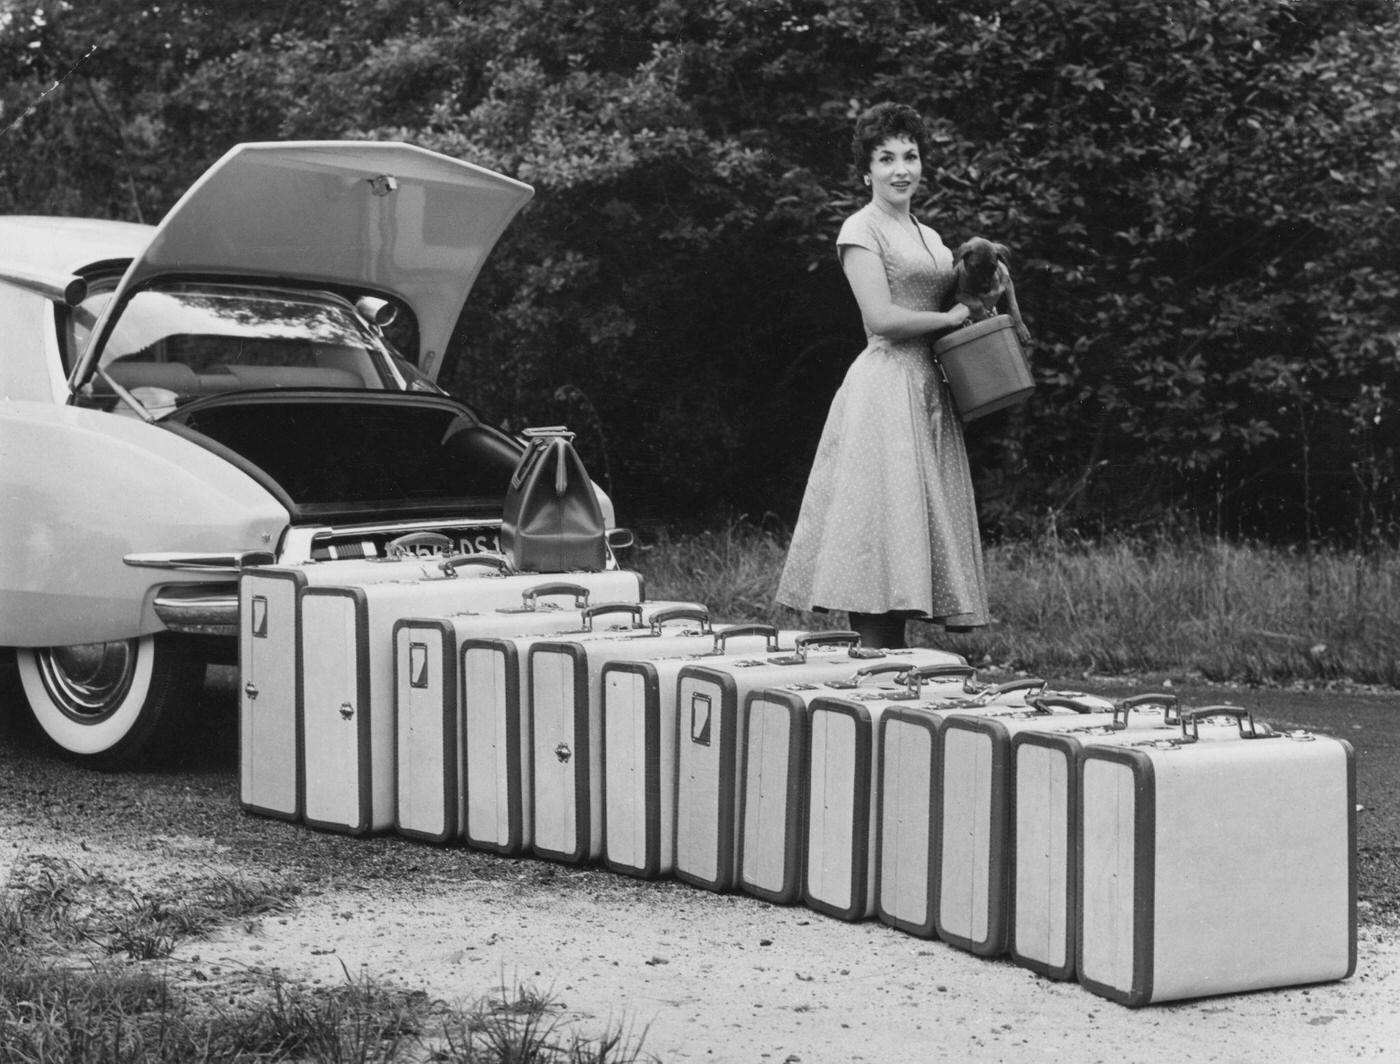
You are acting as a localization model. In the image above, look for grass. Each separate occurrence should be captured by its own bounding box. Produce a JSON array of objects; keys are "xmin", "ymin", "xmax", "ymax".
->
[
  {"xmin": 0, "ymin": 857, "xmax": 656, "ymax": 1064},
  {"xmin": 630, "ymin": 521, "xmax": 1400, "ymax": 687}
]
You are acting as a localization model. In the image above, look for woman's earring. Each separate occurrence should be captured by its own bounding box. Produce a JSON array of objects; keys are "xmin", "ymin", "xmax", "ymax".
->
[{"xmin": 863, "ymin": 175, "xmax": 871, "ymax": 186}]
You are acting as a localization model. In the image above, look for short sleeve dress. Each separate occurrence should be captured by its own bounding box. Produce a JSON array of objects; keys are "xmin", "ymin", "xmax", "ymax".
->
[{"xmin": 776, "ymin": 202, "xmax": 989, "ymax": 628}]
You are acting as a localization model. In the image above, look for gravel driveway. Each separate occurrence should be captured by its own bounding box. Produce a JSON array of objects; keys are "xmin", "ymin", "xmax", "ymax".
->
[{"xmin": 2, "ymin": 670, "xmax": 1397, "ymax": 1062}]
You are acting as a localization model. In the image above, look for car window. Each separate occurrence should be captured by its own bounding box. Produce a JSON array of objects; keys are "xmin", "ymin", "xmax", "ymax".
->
[{"xmin": 83, "ymin": 284, "xmax": 403, "ymax": 404}]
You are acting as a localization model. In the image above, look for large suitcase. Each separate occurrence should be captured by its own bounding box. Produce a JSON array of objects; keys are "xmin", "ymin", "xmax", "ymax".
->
[
  {"xmin": 1009, "ymin": 699, "xmax": 1250, "ymax": 981},
  {"xmin": 399, "ymin": 599, "xmax": 706, "ymax": 852},
  {"xmin": 597, "ymin": 625, "xmax": 811, "ymax": 880},
  {"xmin": 1077, "ymin": 708, "xmax": 1356, "ymax": 1006},
  {"xmin": 673, "ymin": 634, "xmax": 966, "ymax": 893},
  {"xmin": 238, "ymin": 542, "xmax": 510, "ymax": 821},
  {"xmin": 874, "ymin": 678, "xmax": 1060, "ymax": 938},
  {"xmin": 392, "ymin": 585, "xmax": 668, "ymax": 843},
  {"xmin": 739, "ymin": 662, "xmax": 976, "ymax": 907},
  {"xmin": 525, "ymin": 608, "xmax": 770, "ymax": 865},
  {"xmin": 296, "ymin": 562, "xmax": 644, "ymax": 836}
]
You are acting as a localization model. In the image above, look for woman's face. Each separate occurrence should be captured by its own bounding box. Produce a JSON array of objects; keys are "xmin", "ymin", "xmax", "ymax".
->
[{"xmin": 867, "ymin": 135, "xmax": 922, "ymax": 211}]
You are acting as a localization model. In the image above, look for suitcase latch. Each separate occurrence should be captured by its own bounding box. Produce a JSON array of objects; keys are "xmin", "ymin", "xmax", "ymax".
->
[
  {"xmin": 244, "ymin": 681, "xmax": 258, "ymax": 701},
  {"xmin": 339, "ymin": 702, "xmax": 354, "ymax": 721},
  {"xmin": 554, "ymin": 742, "xmax": 572, "ymax": 763}
]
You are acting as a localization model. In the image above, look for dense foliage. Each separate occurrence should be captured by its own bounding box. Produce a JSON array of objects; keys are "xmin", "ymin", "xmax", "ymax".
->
[{"xmin": 3, "ymin": 0, "xmax": 1398, "ymax": 541}]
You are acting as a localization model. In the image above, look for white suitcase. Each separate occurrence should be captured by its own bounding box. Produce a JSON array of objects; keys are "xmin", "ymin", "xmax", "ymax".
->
[
  {"xmin": 598, "ymin": 625, "xmax": 811, "ymax": 880},
  {"xmin": 740, "ymin": 661, "xmax": 976, "ymax": 906},
  {"xmin": 425, "ymin": 600, "xmax": 706, "ymax": 854},
  {"xmin": 238, "ymin": 546, "xmax": 511, "ymax": 820},
  {"xmin": 1009, "ymin": 698, "xmax": 1250, "ymax": 981},
  {"xmin": 392, "ymin": 584, "xmax": 653, "ymax": 843},
  {"xmin": 525, "ymin": 607, "xmax": 764, "ymax": 865},
  {"xmin": 874, "ymin": 678, "xmax": 1054, "ymax": 938},
  {"xmin": 297, "ymin": 566, "xmax": 645, "ymax": 835},
  {"xmin": 1077, "ymin": 708, "xmax": 1356, "ymax": 1006},
  {"xmin": 673, "ymin": 634, "xmax": 966, "ymax": 892}
]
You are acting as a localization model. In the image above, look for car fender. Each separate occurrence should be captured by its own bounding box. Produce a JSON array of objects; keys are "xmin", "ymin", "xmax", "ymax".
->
[{"xmin": 0, "ymin": 400, "xmax": 288, "ymax": 646}]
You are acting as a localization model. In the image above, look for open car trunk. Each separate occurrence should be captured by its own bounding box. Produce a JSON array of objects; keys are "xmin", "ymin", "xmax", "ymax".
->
[{"xmin": 160, "ymin": 390, "xmax": 524, "ymax": 525}]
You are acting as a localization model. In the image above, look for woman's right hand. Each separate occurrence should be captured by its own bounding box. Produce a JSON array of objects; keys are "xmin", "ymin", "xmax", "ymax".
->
[{"xmin": 944, "ymin": 303, "xmax": 972, "ymax": 329}]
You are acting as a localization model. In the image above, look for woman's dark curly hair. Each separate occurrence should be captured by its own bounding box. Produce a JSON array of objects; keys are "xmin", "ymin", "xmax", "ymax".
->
[{"xmin": 851, "ymin": 102, "xmax": 930, "ymax": 176}]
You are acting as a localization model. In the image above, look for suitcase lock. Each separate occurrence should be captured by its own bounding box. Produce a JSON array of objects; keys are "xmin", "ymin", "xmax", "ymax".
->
[
  {"xmin": 554, "ymin": 742, "xmax": 572, "ymax": 763},
  {"xmin": 244, "ymin": 681, "xmax": 259, "ymax": 701},
  {"xmin": 339, "ymin": 702, "xmax": 355, "ymax": 721}
]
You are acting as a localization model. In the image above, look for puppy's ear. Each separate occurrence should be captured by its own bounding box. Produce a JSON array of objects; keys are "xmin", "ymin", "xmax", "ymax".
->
[
  {"xmin": 954, "ymin": 240, "xmax": 973, "ymax": 263},
  {"xmin": 992, "ymin": 242, "xmax": 1011, "ymax": 264}
]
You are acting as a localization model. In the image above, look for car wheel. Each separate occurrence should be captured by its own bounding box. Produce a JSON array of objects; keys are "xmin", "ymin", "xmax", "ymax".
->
[{"xmin": 15, "ymin": 634, "xmax": 205, "ymax": 769}]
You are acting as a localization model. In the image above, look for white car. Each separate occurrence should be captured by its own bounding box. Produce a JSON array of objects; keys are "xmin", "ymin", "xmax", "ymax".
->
[{"xmin": 0, "ymin": 141, "xmax": 626, "ymax": 768}]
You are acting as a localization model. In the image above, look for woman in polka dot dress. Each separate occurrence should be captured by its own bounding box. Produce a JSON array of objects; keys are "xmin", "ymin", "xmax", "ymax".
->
[{"xmin": 777, "ymin": 102, "xmax": 989, "ymax": 650}]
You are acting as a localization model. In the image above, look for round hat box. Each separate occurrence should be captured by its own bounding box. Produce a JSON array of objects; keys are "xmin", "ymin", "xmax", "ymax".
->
[{"xmin": 932, "ymin": 314, "xmax": 1034, "ymax": 422}]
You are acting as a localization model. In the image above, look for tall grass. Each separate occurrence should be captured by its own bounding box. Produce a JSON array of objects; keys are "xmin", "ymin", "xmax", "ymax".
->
[{"xmin": 630, "ymin": 522, "xmax": 1400, "ymax": 686}]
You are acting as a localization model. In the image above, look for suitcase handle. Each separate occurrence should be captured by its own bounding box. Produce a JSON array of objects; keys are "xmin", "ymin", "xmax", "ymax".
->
[
  {"xmin": 903, "ymin": 662, "xmax": 977, "ymax": 692},
  {"xmin": 1178, "ymin": 705, "xmax": 1269, "ymax": 742},
  {"xmin": 766, "ymin": 630, "xmax": 867, "ymax": 666},
  {"xmin": 648, "ymin": 605, "xmax": 712, "ymax": 633},
  {"xmin": 975, "ymin": 677, "xmax": 1047, "ymax": 703},
  {"xmin": 713, "ymin": 624, "xmax": 780, "ymax": 653},
  {"xmin": 438, "ymin": 552, "xmax": 511, "ymax": 577},
  {"xmin": 1029, "ymin": 695, "xmax": 1099, "ymax": 715},
  {"xmin": 521, "ymin": 581, "xmax": 592, "ymax": 608},
  {"xmin": 1114, "ymin": 692, "xmax": 1180, "ymax": 727},
  {"xmin": 582, "ymin": 602, "xmax": 644, "ymax": 630},
  {"xmin": 385, "ymin": 531, "xmax": 454, "ymax": 558}
]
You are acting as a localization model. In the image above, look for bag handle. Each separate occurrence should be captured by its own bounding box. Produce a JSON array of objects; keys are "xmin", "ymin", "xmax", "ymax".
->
[{"xmin": 521, "ymin": 582, "xmax": 592, "ymax": 609}]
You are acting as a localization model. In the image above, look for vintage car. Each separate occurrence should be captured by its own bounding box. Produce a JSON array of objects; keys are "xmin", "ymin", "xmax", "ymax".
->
[{"xmin": 0, "ymin": 141, "xmax": 627, "ymax": 768}]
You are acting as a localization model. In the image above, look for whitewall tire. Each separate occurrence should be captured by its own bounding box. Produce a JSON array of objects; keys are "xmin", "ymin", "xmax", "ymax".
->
[{"xmin": 15, "ymin": 634, "xmax": 204, "ymax": 768}]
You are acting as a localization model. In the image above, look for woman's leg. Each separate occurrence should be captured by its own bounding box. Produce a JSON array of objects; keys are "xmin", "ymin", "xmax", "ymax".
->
[{"xmin": 847, "ymin": 611, "xmax": 908, "ymax": 650}]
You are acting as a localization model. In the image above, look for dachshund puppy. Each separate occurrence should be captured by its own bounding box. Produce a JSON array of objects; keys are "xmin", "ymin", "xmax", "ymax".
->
[{"xmin": 951, "ymin": 237, "xmax": 1031, "ymax": 344}]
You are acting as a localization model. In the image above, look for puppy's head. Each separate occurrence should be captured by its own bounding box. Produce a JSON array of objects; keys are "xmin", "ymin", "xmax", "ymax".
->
[{"xmin": 954, "ymin": 238, "xmax": 1010, "ymax": 291}]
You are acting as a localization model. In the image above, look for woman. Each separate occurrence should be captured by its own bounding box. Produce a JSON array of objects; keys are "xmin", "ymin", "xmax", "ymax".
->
[{"xmin": 776, "ymin": 102, "xmax": 989, "ymax": 650}]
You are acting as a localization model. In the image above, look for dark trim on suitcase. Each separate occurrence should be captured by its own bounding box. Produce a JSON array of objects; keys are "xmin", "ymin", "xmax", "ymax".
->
[
  {"xmin": 238, "ymin": 567, "xmax": 307, "ymax": 822},
  {"xmin": 527, "ymin": 643, "xmax": 593, "ymax": 864},
  {"xmin": 674, "ymin": 666, "xmax": 741, "ymax": 892},
  {"xmin": 300, "ymin": 586, "xmax": 376, "ymax": 837},
  {"xmin": 874, "ymin": 707, "xmax": 943, "ymax": 938},
  {"xmin": 736, "ymin": 689, "xmax": 809, "ymax": 905},
  {"xmin": 600, "ymin": 661, "xmax": 665, "ymax": 879},
  {"xmin": 392, "ymin": 618, "xmax": 458, "ymax": 844},
  {"xmin": 801, "ymin": 699, "xmax": 875, "ymax": 921},
  {"xmin": 459, "ymin": 638, "xmax": 527, "ymax": 856}
]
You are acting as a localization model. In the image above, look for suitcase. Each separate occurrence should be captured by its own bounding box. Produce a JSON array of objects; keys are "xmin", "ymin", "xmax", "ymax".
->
[
  {"xmin": 297, "ymin": 563, "xmax": 644, "ymax": 836},
  {"xmin": 416, "ymin": 600, "xmax": 707, "ymax": 854},
  {"xmin": 598, "ymin": 625, "xmax": 811, "ymax": 880},
  {"xmin": 740, "ymin": 662, "xmax": 977, "ymax": 906},
  {"xmin": 673, "ymin": 634, "xmax": 967, "ymax": 893},
  {"xmin": 525, "ymin": 608, "xmax": 775, "ymax": 865},
  {"xmin": 1077, "ymin": 707, "xmax": 1356, "ymax": 1006},
  {"xmin": 238, "ymin": 543, "xmax": 510, "ymax": 820},
  {"xmin": 874, "ymin": 677, "xmax": 1060, "ymax": 938},
  {"xmin": 1009, "ymin": 699, "xmax": 1253, "ymax": 981},
  {"xmin": 392, "ymin": 585, "xmax": 666, "ymax": 843}
]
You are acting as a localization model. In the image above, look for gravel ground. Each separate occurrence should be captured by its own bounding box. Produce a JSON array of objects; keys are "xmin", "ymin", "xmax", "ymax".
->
[{"xmin": 2, "ymin": 669, "xmax": 1398, "ymax": 1062}]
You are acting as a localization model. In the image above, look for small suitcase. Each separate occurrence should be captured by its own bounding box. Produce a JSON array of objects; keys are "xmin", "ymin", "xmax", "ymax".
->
[
  {"xmin": 1077, "ymin": 708, "xmax": 1356, "ymax": 1006},
  {"xmin": 525, "ymin": 607, "xmax": 767, "ymax": 865},
  {"xmin": 1009, "ymin": 699, "xmax": 1251, "ymax": 981},
  {"xmin": 874, "ymin": 677, "xmax": 1057, "ymax": 938},
  {"xmin": 740, "ymin": 662, "xmax": 977, "ymax": 906},
  {"xmin": 673, "ymin": 634, "xmax": 966, "ymax": 893},
  {"xmin": 597, "ymin": 625, "xmax": 811, "ymax": 880},
  {"xmin": 238, "ymin": 543, "xmax": 510, "ymax": 820},
  {"xmin": 297, "ymin": 562, "xmax": 644, "ymax": 836},
  {"xmin": 392, "ymin": 584, "xmax": 662, "ymax": 843}
]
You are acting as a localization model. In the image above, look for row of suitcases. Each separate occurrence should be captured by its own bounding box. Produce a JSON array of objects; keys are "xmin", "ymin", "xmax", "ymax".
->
[{"xmin": 235, "ymin": 550, "xmax": 1356, "ymax": 1008}]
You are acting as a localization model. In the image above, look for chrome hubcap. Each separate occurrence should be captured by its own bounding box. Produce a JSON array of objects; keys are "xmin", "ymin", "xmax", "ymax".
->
[{"xmin": 36, "ymin": 640, "xmax": 138, "ymax": 723}]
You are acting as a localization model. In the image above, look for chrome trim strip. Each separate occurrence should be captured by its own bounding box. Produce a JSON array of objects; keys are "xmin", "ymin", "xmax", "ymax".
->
[
  {"xmin": 124, "ymin": 550, "xmax": 276, "ymax": 573},
  {"xmin": 0, "ymin": 266, "xmax": 88, "ymax": 306}
]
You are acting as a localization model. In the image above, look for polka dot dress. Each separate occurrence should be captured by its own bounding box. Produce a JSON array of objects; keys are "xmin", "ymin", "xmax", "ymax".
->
[{"xmin": 776, "ymin": 203, "xmax": 989, "ymax": 627}]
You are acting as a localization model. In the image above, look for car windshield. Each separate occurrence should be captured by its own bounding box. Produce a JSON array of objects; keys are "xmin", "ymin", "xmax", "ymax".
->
[{"xmin": 76, "ymin": 283, "xmax": 400, "ymax": 403}]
